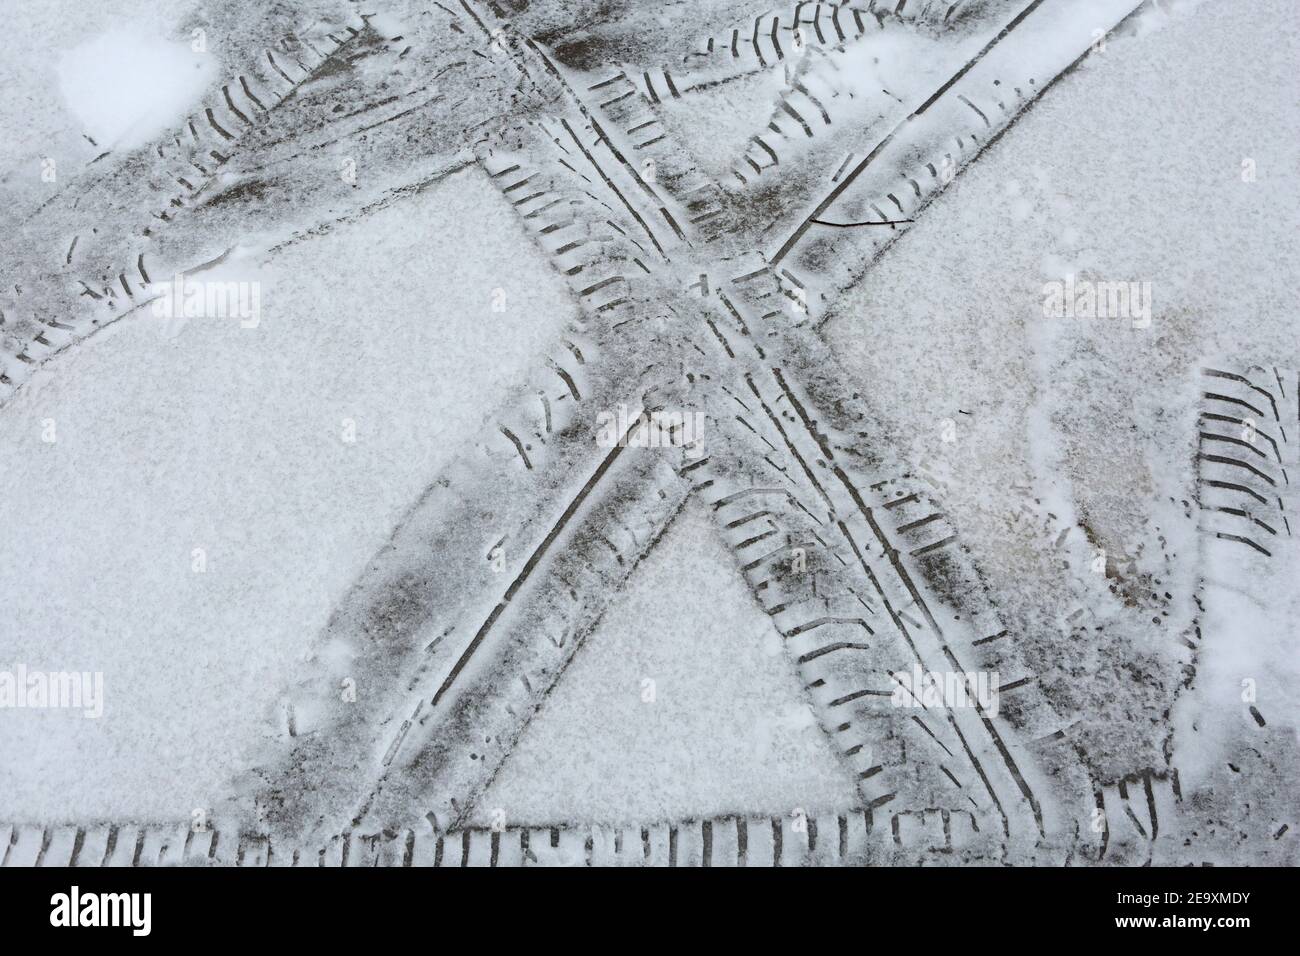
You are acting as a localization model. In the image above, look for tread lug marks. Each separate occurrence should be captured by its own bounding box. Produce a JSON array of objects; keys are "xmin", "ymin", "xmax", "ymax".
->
[
  {"xmin": 484, "ymin": 137, "xmax": 649, "ymax": 314},
  {"xmin": 693, "ymin": 460, "xmax": 968, "ymax": 821},
  {"xmin": 236, "ymin": 833, "xmax": 273, "ymax": 867},
  {"xmin": 315, "ymin": 833, "xmax": 348, "ymax": 867},
  {"xmin": 355, "ymin": 460, "xmax": 687, "ymax": 836},
  {"xmin": 492, "ymin": 421, "xmax": 541, "ymax": 472},
  {"xmin": 728, "ymin": 264, "xmax": 799, "ymax": 326},
  {"xmin": 264, "ymin": 835, "xmax": 302, "ymax": 867},
  {"xmin": 6, "ymin": 807, "xmax": 1017, "ymax": 865},
  {"xmin": 876, "ymin": 484, "xmax": 959, "ymax": 560},
  {"xmin": 674, "ymin": 3, "xmax": 878, "ymax": 97},
  {"xmin": 669, "ymin": 822, "xmax": 709, "ymax": 867},
  {"xmin": 942, "ymin": 807, "xmax": 987, "ymax": 854},
  {"xmin": 577, "ymin": 273, "xmax": 633, "ymax": 314},
  {"xmin": 403, "ymin": 829, "xmax": 445, "ymax": 868},
  {"xmin": 772, "ymin": 814, "xmax": 816, "ymax": 866},
  {"xmin": 528, "ymin": 826, "xmax": 592, "ymax": 866},
  {"xmin": 880, "ymin": 808, "xmax": 1003, "ymax": 863},
  {"xmin": 1, "ymin": 13, "xmax": 369, "ymax": 405},
  {"xmin": 733, "ymin": 58, "xmax": 858, "ymax": 184},
  {"xmin": 1096, "ymin": 769, "xmax": 1181, "ymax": 863},
  {"xmin": 784, "ymin": 614, "xmax": 873, "ymax": 676},
  {"xmin": 772, "ymin": 1, "xmax": 1147, "ymax": 279},
  {"xmin": 889, "ymin": 808, "xmax": 949, "ymax": 854},
  {"xmin": 682, "ymin": 184, "xmax": 732, "ymax": 242},
  {"xmin": 36, "ymin": 826, "xmax": 81, "ymax": 867},
  {"xmin": 709, "ymin": 494, "xmax": 816, "ymax": 581},
  {"xmin": 523, "ymin": 55, "xmax": 695, "ymax": 259},
  {"xmin": 106, "ymin": 826, "xmax": 149, "ymax": 866},
  {"xmin": 578, "ymin": 825, "xmax": 620, "ymax": 866},
  {"xmin": 636, "ymin": 824, "xmax": 672, "ymax": 867},
  {"xmin": 355, "ymin": 829, "xmax": 408, "ymax": 868},
  {"xmin": 872, "ymin": 477, "xmax": 1057, "ymax": 729},
  {"xmin": 586, "ymin": 72, "xmax": 642, "ymax": 125},
  {"xmin": 693, "ymin": 360, "xmax": 1050, "ymax": 843},
  {"xmin": 457, "ymin": 828, "xmax": 497, "ymax": 867},
  {"xmin": 1, "ymin": 825, "xmax": 45, "ymax": 867},
  {"xmin": 69, "ymin": 827, "xmax": 111, "ymax": 867},
  {"xmin": 134, "ymin": 826, "xmax": 180, "ymax": 867},
  {"xmin": 1196, "ymin": 366, "xmax": 1297, "ymax": 555}
]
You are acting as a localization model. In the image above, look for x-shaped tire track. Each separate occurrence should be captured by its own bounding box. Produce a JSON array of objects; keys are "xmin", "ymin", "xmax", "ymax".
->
[
  {"xmin": 2, "ymin": 0, "xmax": 1159, "ymax": 864},
  {"xmin": 240, "ymin": 0, "xmax": 1152, "ymax": 862}
]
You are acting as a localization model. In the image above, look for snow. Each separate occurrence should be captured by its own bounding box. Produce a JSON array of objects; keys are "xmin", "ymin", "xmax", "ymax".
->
[
  {"xmin": 653, "ymin": 67, "xmax": 789, "ymax": 184},
  {"xmin": 822, "ymin": 0, "xmax": 1299, "ymax": 798},
  {"xmin": 0, "ymin": 2, "xmax": 204, "ymax": 211},
  {"xmin": 57, "ymin": 28, "xmax": 216, "ymax": 151},
  {"xmin": 0, "ymin": 166, "xmax": 578, "ymax": 821},
  {"xmin": 476, "ymin": 498, "xmax": 861, "ymax": 826},
  {"xmin": 0, "ymin": 0, "xmax": 1295, "ymax": 862}
]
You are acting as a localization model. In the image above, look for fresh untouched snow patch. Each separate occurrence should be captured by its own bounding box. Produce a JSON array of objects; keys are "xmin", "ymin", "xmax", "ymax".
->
[
  {"xmin": 57, "ymin": 27, "xmax": 216, "ymax": 151},
  {"xmin": 477, "ymin": 500, "xmax": 862, "ymax": 826}
]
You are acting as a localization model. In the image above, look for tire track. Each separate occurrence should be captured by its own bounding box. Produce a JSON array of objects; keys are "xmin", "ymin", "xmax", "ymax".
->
[
  {"xmin": 251, "ymin": 0, "xmax": 1133, "ymax": 855},
  {"xmin": 2, "ymin": 15, "xmax": 371, "ymax": 403},
  {"xmin": 1, "ymin": 802, "xmax": 1002, "ymax": 866},
  {"xmin": 681, "ymin": 285, "xmax": 1089, "ymax": 854},
  {"xmin": 9, "ymin": 0, "xmax": 1166, "ymax": 861},
  {"xmin": 765, "ymin": 0, "xmax": 1152, "ymax": 319}
]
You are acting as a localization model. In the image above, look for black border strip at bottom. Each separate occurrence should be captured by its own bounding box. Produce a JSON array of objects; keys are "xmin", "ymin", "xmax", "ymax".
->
[{"xmin": 0, "ymin": 865, "xmax": 1285, "ymax": 941}]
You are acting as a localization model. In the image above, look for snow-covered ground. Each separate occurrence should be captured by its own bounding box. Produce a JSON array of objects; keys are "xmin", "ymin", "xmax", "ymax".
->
[
  {"xmin": 476, "ymin": 499, "xmax": 860, "ymax": 825},
  {"xmin": 1, "ymin": 0, "xmax": 1295, "ymax": 865},
  {"xmin": 822, "ymin": 0, "xmax": 1299, "ymax": 859},
  {"xmin": 0, "ymin": 167, "xmax": 578, "ymax": 820}
]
